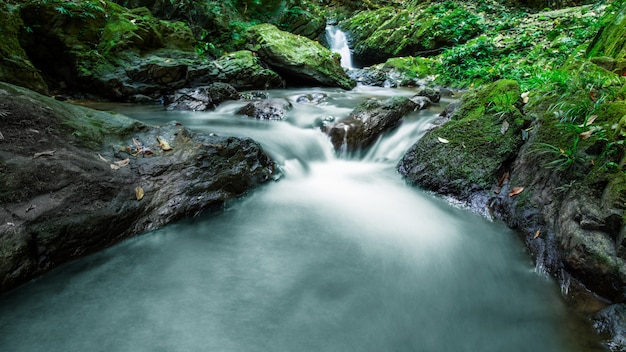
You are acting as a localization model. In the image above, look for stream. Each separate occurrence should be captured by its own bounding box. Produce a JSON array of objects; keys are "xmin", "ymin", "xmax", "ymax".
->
[{"xmin": 0, "ymin": 86, "xmax": 606, "ymax": 351}]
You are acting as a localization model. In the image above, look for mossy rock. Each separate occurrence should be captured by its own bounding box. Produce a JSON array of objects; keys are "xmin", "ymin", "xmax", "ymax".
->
[
  {"xmin": 99, "ymin": 4, "xmax": 195, "ymax": 55},
  {"xmin": 0, "ymin": 2, "xmax": 47, "ymax": 94},
  {"xmin": 341, "ymin": 3, "xmax": 484, "ymax": 67},
  {"xmin": 398, "ymin": 79, "xmax": 527, "ymax": 198},
  {"xmin": 245, "ymin": 23, "xmax": 354, "ymax": 89},
  {"xmin": 587, "ymin": 3, "xmax": 626, "ymax": 60},
  {"xmin": 276, "ymin": 6, "xmax": 326, "ymax": 39},
  {"xmin": 188, "ymin": 50, "xmax": 284, "ymax": 89}
]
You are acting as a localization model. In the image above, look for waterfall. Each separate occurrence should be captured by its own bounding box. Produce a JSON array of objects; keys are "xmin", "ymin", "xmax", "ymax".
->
[{"xmin": 325, "ymin": 25, "xmax": 353, "ymax": 69}]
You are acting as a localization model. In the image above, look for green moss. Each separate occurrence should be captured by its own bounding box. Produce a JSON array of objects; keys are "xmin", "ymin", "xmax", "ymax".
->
[
  {"xmin": 403, "ymin": 79, "xmax": 526, "ymax": 192},
  {"xmin": 0, "ymin": 2, "xmax": 47, "ymax": 93},
  {"xmin": 381, "ymin": 56, "xmax": 439, "ymax": 80},
  {"xmin": 586, "ymin": 3, "xmax": 626, "ymax": 60}
]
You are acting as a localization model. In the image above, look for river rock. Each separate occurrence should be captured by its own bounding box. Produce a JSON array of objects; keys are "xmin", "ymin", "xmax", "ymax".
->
[
  {"xmin": 235, "ymin": 98, "xmax": 292, "ymax": 120},
  {"xmin": 0, "ymin": 82, "xmax": 276, "ymax": 294},
  {"xmin": 326, "ymin": 96, "xmax": 418, "ymax": 154},
  {"xmin": 166, "ymin": 83, "xmax": 240, "ymax": 111},
  {"xmin": 245, "ymin": 23, "xmax": 355, "ymax": 90}
]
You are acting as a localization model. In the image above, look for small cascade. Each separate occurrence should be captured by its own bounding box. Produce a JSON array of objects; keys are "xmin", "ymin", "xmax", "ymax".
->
[{"xmin": 325, "ymin": 25, "xmax": 353, "ymax": 69}]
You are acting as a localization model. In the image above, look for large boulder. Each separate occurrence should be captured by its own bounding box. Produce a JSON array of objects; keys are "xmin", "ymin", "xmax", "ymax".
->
[
  {"xmin": 340, "ymin": 3, "xmax": 484, "ymax": 67},
  {"xmin": 245, "ymin": 23, "xmax": 355, "ymax": 90},
  {"xmin": 326, "ymin": 96, "xmax": 418, "ymax": 154},
  {"xmin": 0, "ymin": 82, "xmax": 276, "ymax": 294}
]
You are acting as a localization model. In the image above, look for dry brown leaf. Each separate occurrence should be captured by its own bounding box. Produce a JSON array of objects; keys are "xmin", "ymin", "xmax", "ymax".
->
[
  {"xmin": 437, "ymin": 137, "xmax": 450, "ymax": 144},
  {"xmin": 533, "ymin": 229, "xmax": 541, "ymax": 240},
  {"xmin": 157, "ymin": 135, "xmax": 173, "ymax": 151},
  {"xmin": 135, "ymin": 186, "xmax": 144, "ymax": 201},
  {"xmin": 508, "ymin": 187, "xmax": 524, "ymax": 197},
  {"xmin": 580, "ymin": 130, "xmax": 593, "ymax": 140},
  {"xmin": 33, "ymin": 150, "xmax": 55, "ymax": 158}
]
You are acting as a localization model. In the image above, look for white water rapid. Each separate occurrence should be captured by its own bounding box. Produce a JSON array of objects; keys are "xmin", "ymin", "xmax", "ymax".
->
[{"xmin": 0, "ymin": 87, "xmax": 605, "ymax": 352}]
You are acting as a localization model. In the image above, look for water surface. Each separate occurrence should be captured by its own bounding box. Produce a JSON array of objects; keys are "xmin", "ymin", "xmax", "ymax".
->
[{"xmin": 0, "ymin": 87, "xmax": 604, "ymax": 351}]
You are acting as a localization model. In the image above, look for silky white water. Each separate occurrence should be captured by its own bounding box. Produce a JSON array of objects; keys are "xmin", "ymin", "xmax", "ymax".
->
[
  {"xmin": 326, "ymin": 25, "xmax": 353, "ymax": 69},
  {"xmin": 0, "ymin": 87, "xmax": 604, "ymax": 351}
]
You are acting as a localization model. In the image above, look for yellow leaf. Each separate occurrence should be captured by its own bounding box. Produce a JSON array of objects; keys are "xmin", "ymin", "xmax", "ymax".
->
[
  {"xmin": 533, "ymin": 229, "xmax": 541, "ymax": 240},
  {"xmin": 135, "ymin": 186, "xmax": 144, "ymax": 201},
  {"xmin": 157, "ymin": 135, "xmax": 173, "ymax": 151}
]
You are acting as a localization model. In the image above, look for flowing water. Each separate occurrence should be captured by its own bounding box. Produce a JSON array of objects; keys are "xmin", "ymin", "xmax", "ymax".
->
[
  {"xmin": 0, "ymin": 87, "xmax": 606, "ymax": 351},
  {"xmin": 326, "ymin": 25, "xmax": 353, "ymax": 69}
]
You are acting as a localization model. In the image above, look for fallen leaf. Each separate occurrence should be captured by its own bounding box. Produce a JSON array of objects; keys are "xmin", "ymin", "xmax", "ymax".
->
[
  {"xmin": 508, "ymin": 187, "xmax": 524, "ymax": 197},
  {"xmin": 157, "ymin": 135, "xmax": 173, "ymax": 151},
  {"xmin": 33, "ymin": 150, "xmax": 55, "ymax": 158},
  {"xmin": 437, "ymin": 137, "xmax": 450, "ymax": 144},
  {"xmin": 132, "ymin": 138, "xmax": 142, "ymax": 147},
  {"xmin": 580, "ymin": 130, "xmax": 593, "ymax": 139},
  {"xmin": 578, "ymin": 115, "xmax": 597, "ymax": 127},
  {"xmin": 498, "ymin": 171, "xmax": 510, "ymax": 187},
  {"xmin": 97, "ymin": 153, "xmax": 109, "ymax": 162},
  {"xmin": 135, "ymin": 186, "xmax": 144, "ymax": 201},
  {"xmin": 110, "ymin": 164, "xmax": 120, "ymax": 170},
  {"xmin": 533, "ymin": 229, "xmax": 541, "ymax": 240},
  {"xmin": 114, "ymin": 158, "xmax": 130, "ymax": 167}
]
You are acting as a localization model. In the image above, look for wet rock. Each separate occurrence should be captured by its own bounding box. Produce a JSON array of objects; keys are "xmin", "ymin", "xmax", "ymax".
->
[
  {"xmin": 326, "ymin": 96, "xmax": 418, "ymax": 154},
  {"xmin": 295, "ymin": 93, "xmax": 328, "ymax": 105},
  {"xmin": 347, "ymin": 68, "xmax": 388, "ymax": 87},
  {"xmin": 235, "ymin": 98, "xmax": 292, "ymax": 120},
  {"xmin": 594, "ymin": 304, "xmax": 626, "ymax": 351},
  {"xmin": 166, "ymin": 83, "xmax": 240, "ymax": 111},
  {"xmin": 245, "ymin": 24, "xmax": 355, "ymax": 90},
  {"xmin": 410, "ymin": 96, "xmax": 432, "ymax": 110},
  {"xmin": 415, "ymin": 87, "xmax": 441, "ymax": 103},
  {"xmin": 0, "ymin": 82, "xmax": 276, "ymax": 294}
]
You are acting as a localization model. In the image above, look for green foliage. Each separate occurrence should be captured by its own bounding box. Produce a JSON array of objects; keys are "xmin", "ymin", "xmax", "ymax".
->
[
  {"xmin": 439, "ymin": 36, "xmax": 498, "ymax": 87},
  {"xmin": 533, "ymin": 68, "xmax": 625, "ymax": 172}
]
